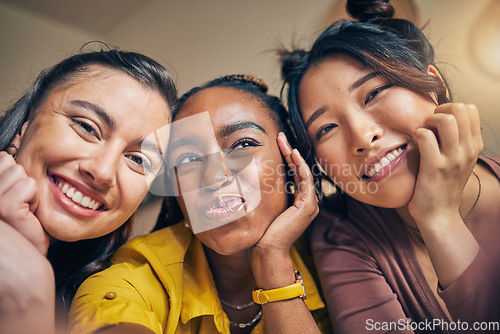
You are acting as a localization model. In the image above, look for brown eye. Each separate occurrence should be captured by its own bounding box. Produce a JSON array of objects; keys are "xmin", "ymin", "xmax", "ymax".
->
[
  {"xmin": 315, "ymin": 124, "xmax": 337, "ymax": 140},
  {"xmin": 72, "ymin": 118, "xmax": 99, "ymax": 138},
  {"xmin": 230, "ymin": 138, "xmax": 260, "ymax": 151},
  {"xmin": 364, "ymin": 84, "xmax": 393, "ymax": 105},
  {"xmin": 177, "ymin": 154, "xmax": 202, "ymax": 166},
  {"xmin": 126, "ymin": 153, "xmax": 154, "ymax": 174}
]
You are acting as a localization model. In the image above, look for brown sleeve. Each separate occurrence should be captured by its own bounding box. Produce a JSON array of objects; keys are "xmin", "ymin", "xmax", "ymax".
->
[
  {"xmin": 311, "ymin": 216, "xmax": 414, "ymax": 334},
  {"xmin": 437, "ymin": 248, "xmax": 500, "ymax": 324}
]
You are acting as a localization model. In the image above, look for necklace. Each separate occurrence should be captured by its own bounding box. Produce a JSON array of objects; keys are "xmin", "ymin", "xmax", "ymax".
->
[
  {"xmin": 405, "ymin": 170, "xmax": 482, "ymax": 232},
  {"xmin": 228, "ymin": 308, "xmax": 263, "ymax": 329},
  {"xmin": 220, "ymin": 298, "xmax": 255, "ymax": 310},
  {"xmin": 464, "ymin": 170, "xmax": 481, "ymax": 225}
]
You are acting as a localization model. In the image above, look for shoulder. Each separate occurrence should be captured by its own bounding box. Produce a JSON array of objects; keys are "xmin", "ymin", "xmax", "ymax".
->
[
  {"xmin": 310, "ymin": 196, "xmax": 409, "ymax": 266},
  {"xmin": 112, "ymin": 222, "xmax": 193, "ymax": 266},
  {"xmin": 68, "ymin": 224, "xmax": 194, "ymax": 334},
  {"xmin": 480, "ymin": 156, "xmax": 500, "ymax": 176}
]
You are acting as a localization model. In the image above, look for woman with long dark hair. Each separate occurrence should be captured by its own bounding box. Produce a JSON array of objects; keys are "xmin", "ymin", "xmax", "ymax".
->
[
  {"xmin": 0, "ymin": 46, "xmax": 177, "ymax": 333},
  {"xmin": 280, "ymin": 0, "xmax": 499, "ymax": 332}
]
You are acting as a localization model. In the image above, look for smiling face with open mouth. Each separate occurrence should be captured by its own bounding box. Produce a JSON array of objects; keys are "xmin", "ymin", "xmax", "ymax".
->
[
  {"xmin": 298, "ymin": 54, "xmax": 439, "ymax": 208},
  {"xmin": 168, "ymin": 86, "xmax": 288, "ymax": 255},
  {"xmin": 14, "ymin": 65, "xmax": 171, "ymax": 242}
]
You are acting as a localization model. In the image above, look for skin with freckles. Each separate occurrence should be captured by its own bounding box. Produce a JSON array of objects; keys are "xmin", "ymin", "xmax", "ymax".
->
[{"xmin": 10, "ymin": 65, "xmax": 170, "ymax": 242}]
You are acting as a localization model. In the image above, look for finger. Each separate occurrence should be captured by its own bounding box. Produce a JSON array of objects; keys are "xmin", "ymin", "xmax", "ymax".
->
[
  {"xmin": 0, "ymin": 177, "xmax": 38, "ymax": 221},
  {"xmin": 467, "ymin": 104, "xmax": 483, "ymax": 153},
  {"xmin": 0, "ymin": 152, "xmax": 17, "ymax": 175},
  {"xmin": 291, "ymin": 149, "xmax": 315, "ymax": 202},
  {"xmin": 435, "ymin": 103, "xmax": 472, "ymax": 147},
  {"xmin": 277, "ymin": 132, "xmax": 299, "ymax": 185},
  {"xmin": 0, "ymin": 163, "xmax": 29, "ymax": 195},
  {"xmin": 277, "ymin": 132, "xmax": 295, "ymax": 168},
  {"xmin": 414, "ymin": 128, "xmax": 442, "ymax": 170},
  {"xmin": 424, "ymin": 113, "xmax": 459, "ymax": 156}
]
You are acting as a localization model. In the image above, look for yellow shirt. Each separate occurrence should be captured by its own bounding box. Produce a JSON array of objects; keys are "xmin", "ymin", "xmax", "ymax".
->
[{"xmin": 69, "ymin": 223, "xmax": 330, "ymax": 334}]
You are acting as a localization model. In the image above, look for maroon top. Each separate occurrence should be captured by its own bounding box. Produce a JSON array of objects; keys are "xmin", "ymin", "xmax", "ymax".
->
[{"xmin": 312, "ymin": 157, "xmax": 500, "ymax": 333}]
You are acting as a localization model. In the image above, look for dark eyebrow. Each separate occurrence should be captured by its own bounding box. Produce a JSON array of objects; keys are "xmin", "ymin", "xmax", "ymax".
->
[
  {"xmin": 70, "ymin": 100, "xmax": 116, "ymax": 130},
  {"xmin": 219, "ymin": 121, "xmax": 266, "ymax": 137},
  {"xmin": 305, "ymin": 107, "xmax": 326, "ymax": 130},
  {"xmin": 349, "ymin": 72, "xmax": 380, "ymax": 92},
  {"xmin": 167, "ymin": 137, "xmax": 200, "ymax": 156}
]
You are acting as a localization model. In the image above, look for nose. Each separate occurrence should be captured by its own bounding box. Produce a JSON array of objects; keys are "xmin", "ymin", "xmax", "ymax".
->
[
  {"xmin": 79, "ymin": 145, "xmax": 120, "ymax": 187},
  {"xmin": 348, "ymin": 115, "xmax": 383, "ymax": 155},
  {"xmin": 201, "ymin": 151, "xmax": 233, "ymax": 191}
]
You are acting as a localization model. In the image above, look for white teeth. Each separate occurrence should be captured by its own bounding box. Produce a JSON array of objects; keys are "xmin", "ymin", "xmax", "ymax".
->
[
  {"xmin": 80, "ymin": 196, "xmax": 90, "ymax": 207},
  {"xmin": 72, "ymin": 191, "xmax": 83, "ymax": 203},
  {"xmin": 56, "ymin": 180, "xmax": 102, "ymax": 210},
  {"xmin": 365, "ymin": 146, "xmax": 405, "ymax": 178}
]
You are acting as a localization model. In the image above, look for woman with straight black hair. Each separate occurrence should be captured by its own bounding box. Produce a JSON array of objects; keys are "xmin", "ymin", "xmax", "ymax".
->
[
  {"xmin": 280, "ymin": 0, "xmax": 500, "ymax": 332},
  {"xmin": 0, "ymin": 45, "xmax": 177, "ymax": 333}
]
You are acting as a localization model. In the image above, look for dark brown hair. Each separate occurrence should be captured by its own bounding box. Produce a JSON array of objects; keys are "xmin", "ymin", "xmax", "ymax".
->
[
  {"xmin": 0, "ymin": 44, "xmax": 177, "ymax": 309},
  {"xmin": 279, "ymin": 0, "xmax": 449, "ymax": 172}
]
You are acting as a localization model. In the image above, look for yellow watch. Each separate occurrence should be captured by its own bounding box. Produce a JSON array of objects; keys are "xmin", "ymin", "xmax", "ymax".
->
[{"xmin": 252, "ymin": 270, "xmax": 306, "ymax": 304}]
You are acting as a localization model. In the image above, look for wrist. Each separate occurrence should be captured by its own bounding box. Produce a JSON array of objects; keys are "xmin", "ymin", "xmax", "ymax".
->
[
  {"xmin": 414, "ymin": 212, "xmax": 463, "ymax": 233},
  {"xmin": 250, "ymin": 249, "xmax": 295, "ymax": 290},
  {"xmin": 252, "ymin": 270, "xmax": 306, "ymax": 304}
]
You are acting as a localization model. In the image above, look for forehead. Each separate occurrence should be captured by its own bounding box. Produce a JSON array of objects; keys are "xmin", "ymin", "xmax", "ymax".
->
[
  {"xmin": 302, "ymin": 54, "xmax": 369, "ymax": 88},
  {"xmin": 175, "ymin": 86, "xmax": 275, "ymax": 129},
  {"xmin": 45, "ymin": 65, "xmax": 171, "ymax": 138}
]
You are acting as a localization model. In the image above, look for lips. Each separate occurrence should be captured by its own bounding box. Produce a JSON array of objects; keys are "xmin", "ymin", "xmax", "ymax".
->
[
  {"xmin": 363, "ymin": 144, "xmax": 407, "ymax": 178},
  {"xmin": 204, "ymin": 194, "xmax": 246, "ymax": 221},
  {"xmin": 51, "ymin": 176, "xmax": 105, "ymax": 211}
]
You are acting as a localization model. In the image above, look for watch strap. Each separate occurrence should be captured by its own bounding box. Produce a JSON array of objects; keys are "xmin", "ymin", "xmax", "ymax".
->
[{"xmin": 252, "ymin": 270, "xmax": 306, "ymax": 304}]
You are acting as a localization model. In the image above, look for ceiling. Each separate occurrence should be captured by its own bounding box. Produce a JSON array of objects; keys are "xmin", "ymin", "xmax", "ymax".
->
[{"xmin": 0, "ymin": 0, "xmax": 154, "ymax": 33}]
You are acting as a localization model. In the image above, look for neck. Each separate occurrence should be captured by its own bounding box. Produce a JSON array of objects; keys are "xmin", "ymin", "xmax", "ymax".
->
[{"xmin": 204, "ymin": 246, "xmax": 257, "ymax": 298}]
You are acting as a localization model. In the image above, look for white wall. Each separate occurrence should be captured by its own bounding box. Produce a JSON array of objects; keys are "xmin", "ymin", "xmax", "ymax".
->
[{"xmin": 1, "ymin": 0, "xmax": 499, "ymax": 154}]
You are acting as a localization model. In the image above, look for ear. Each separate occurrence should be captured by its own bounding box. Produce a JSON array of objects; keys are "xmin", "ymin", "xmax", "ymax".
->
[
  {"xmin": 8, "ymin": 122, "xmax": 29, "ymax": 156},
  {"xmin": 427, "ymin": 65, "xmax": 450, "ymax": 101}
]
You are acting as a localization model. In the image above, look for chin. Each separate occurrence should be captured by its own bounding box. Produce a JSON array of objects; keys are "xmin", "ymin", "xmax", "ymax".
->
[{"xmin": 37, "ymin": 215, "xmax": 84, "ymax": 243}]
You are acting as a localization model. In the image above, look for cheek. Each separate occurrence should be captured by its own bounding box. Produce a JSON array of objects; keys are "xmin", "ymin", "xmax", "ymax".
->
[
  {"xmin": 384, "ymin": 92, "xmax": 435, "ymax": 130},
  {"xmin": 256, "ymin": 159, "xmax": 286, "ymax": 195},
  {"xmin": 257, "ymin": 161, "xmax": 288, "ymax": 212},
  {"xmin": 117, "ymin": 174, "xmax": 150, "ymax": 215},
  {"xmin": 314, "ymin": 142, "xmax": 347, "ymax": 180}
]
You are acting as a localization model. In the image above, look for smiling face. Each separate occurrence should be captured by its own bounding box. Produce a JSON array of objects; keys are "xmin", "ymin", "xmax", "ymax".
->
[
  {"xmin": 298, "ymin": 54, "xmax": 438, "ymax": 208},
  {"xmin": 168, "ymin": 86, "xmax": 288, "ymax": 255},
  {"xmin": 14, "ymin": 65, "xmax": 171, "ymax": 241}
]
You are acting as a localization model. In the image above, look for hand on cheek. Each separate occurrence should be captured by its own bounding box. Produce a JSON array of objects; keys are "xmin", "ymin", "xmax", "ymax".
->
[
  {"xmin": 0, "ymin": 152, "xmax": 49, "ymax": 254},
  {"xmin": 251, "ymin": 133, "xmax": 318, "ymax": 258},
  {"xmin": 409, "ymin": 102, "xmax": 483, "ymax": 226}
]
